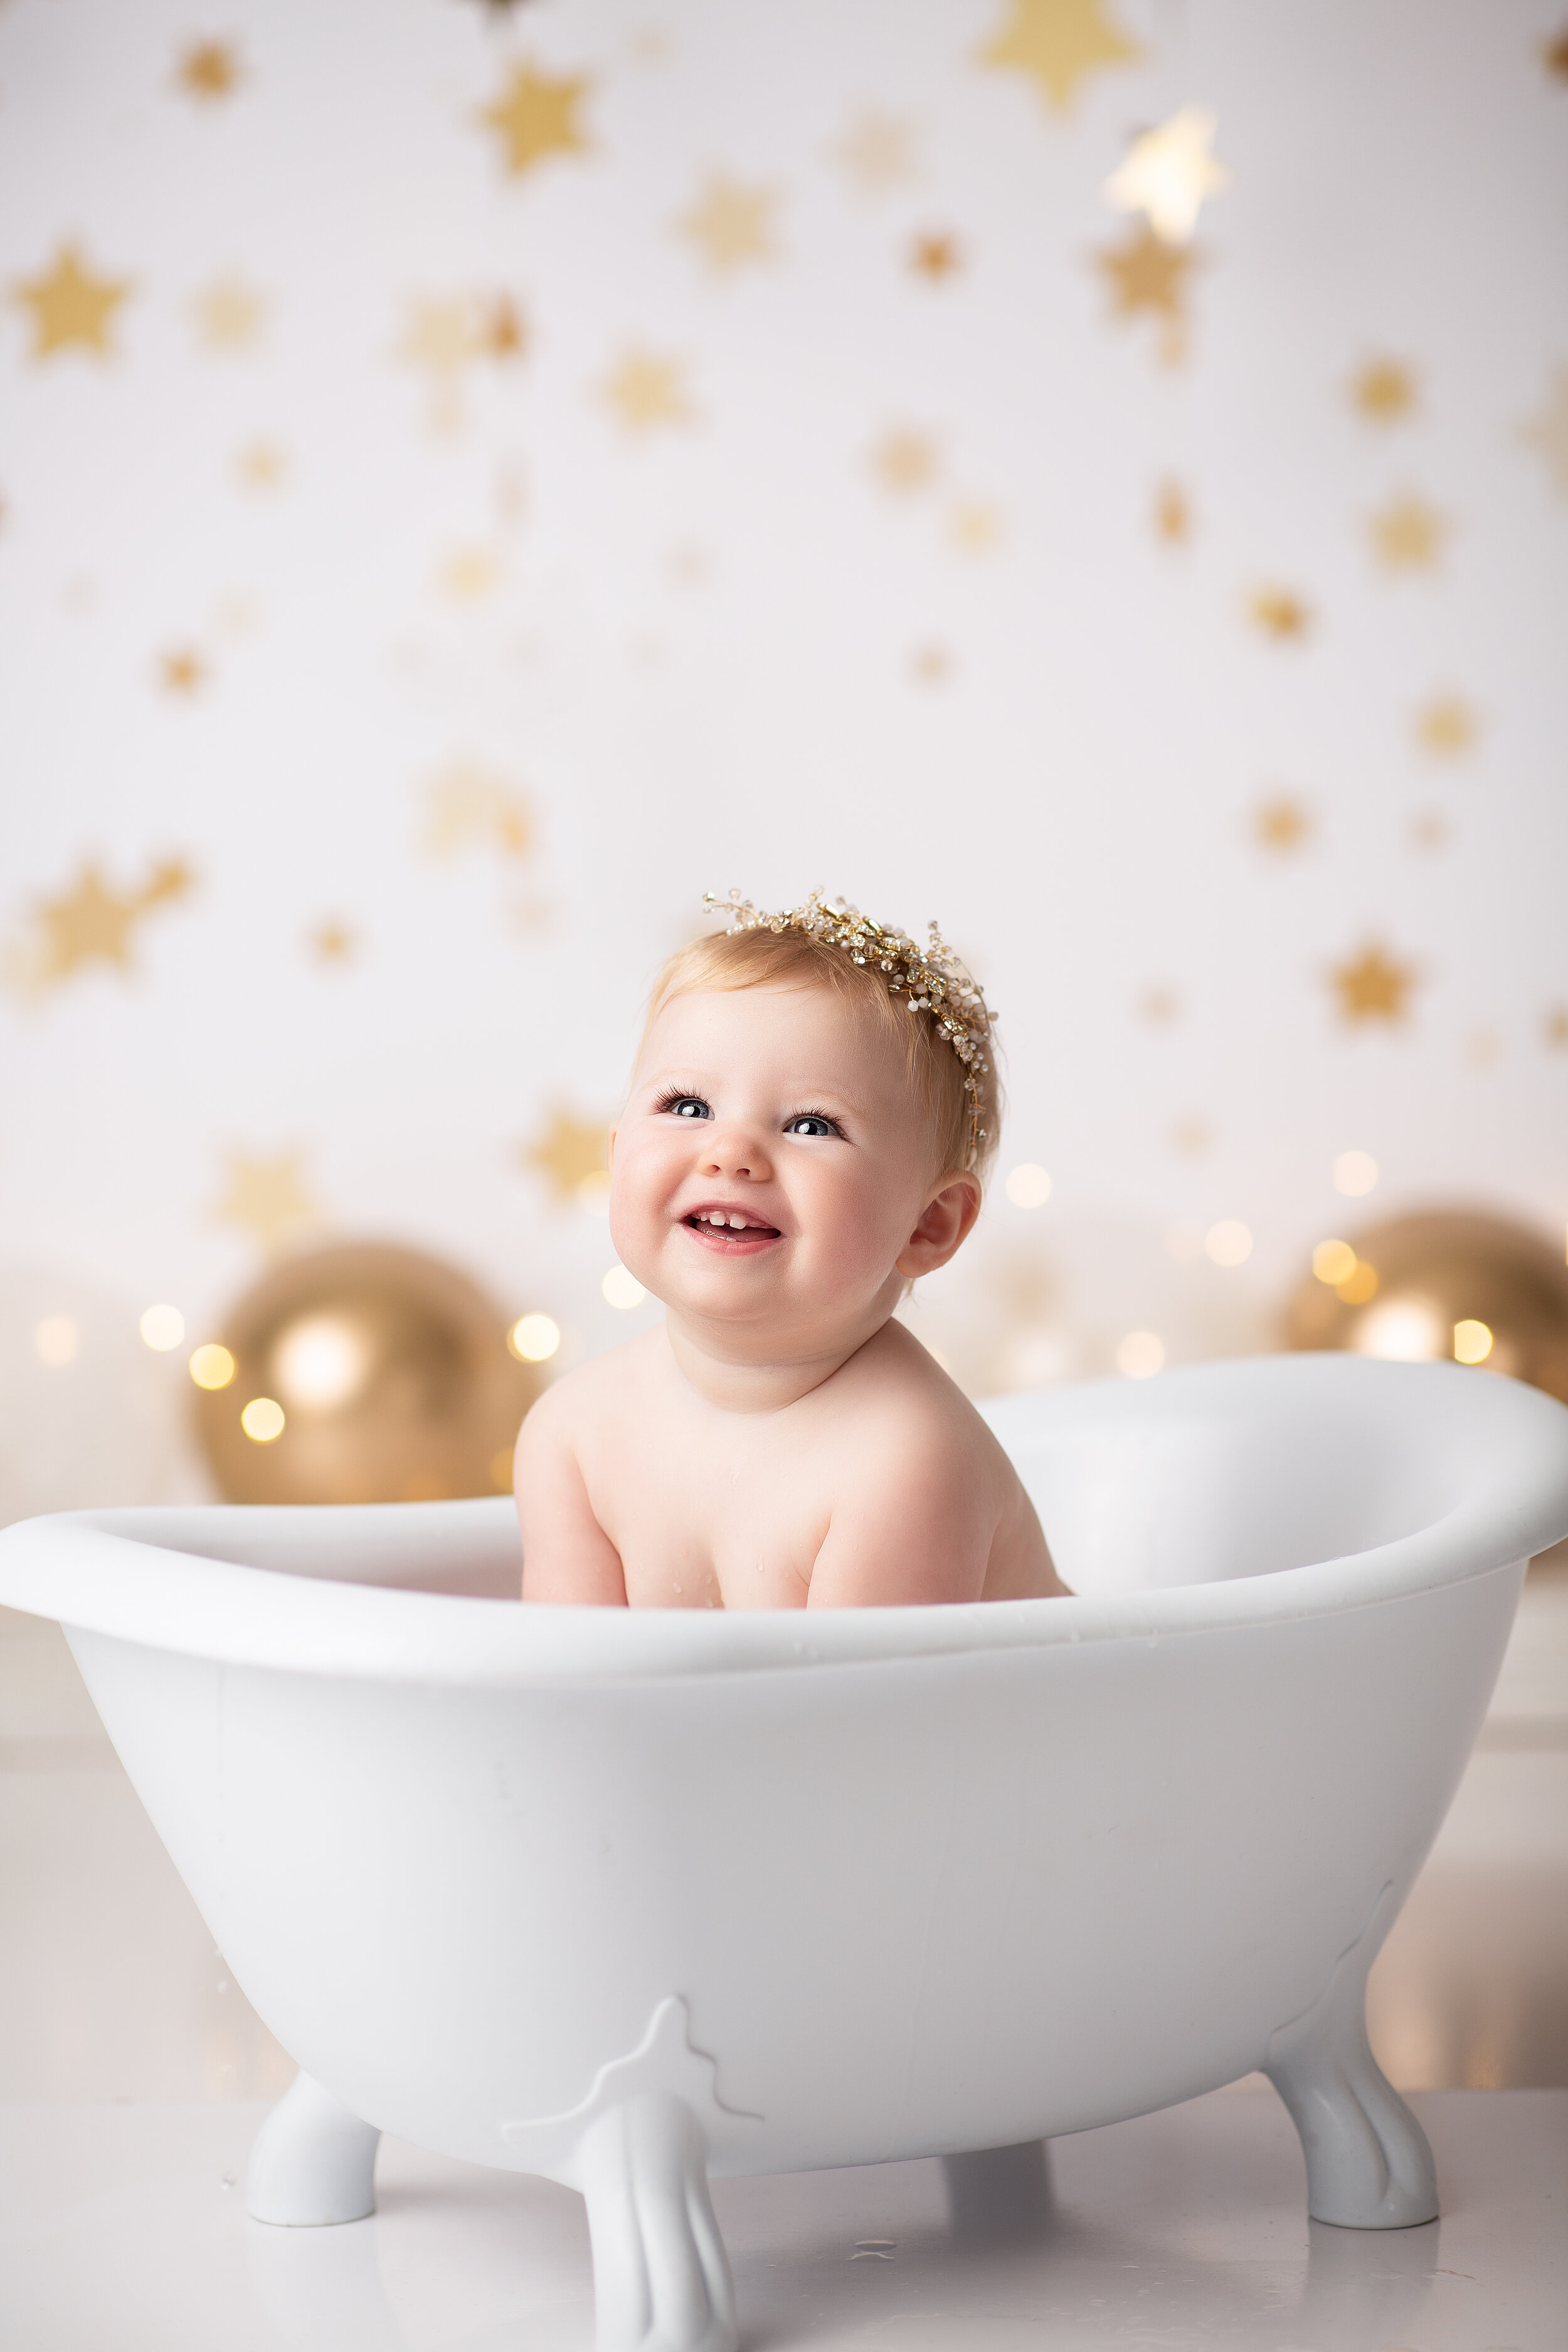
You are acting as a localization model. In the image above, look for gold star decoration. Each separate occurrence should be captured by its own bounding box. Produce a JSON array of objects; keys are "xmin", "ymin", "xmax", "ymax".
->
[
  {"xmin": 481, "ymin": 294, "xmax": 527, "ymax": 358},
  {"xmin": 1351, "ymin": 356, "xmax": 1418, "ymax": 423},
  {"xmin": 948, "ymin": 499, "xmax": 1002, "ymax": 552},
  {"xmin": 1153, "ymin": 477, "xmax": 1191, "ymax": 543},
  {"xmin": 424, "ymin": 761, "xmax": 532, "ymax": 859},
  {"xmin": 1409, "ymin": 810, "xmax": 1449, "ymax": 852},
  {"xmin": 234, "ymin": 440, "xmax": 287, "ymax": 490},
  {"xmin": 676, "ymin": 175, "xmax": 778, "ymax": 272},
  {"xmin": 1328, "ymin": 942, "xmax": 1420, "ymax": 1026},
  {"xmin": 871, "ymin": 426, "xmax": 941, "ymax": 494},
  {"xmin": 1104, "ymin": 109, "xmax": 1228, "ymax": 245},
  {"xmin": 214, "ymin": 1150, "xmax": 324, "ymax": 1252},
  {"xmin": 1247, "ymin": 585, "xmax": 1313, "ymax": 641},
  {"xmin": 978, "ymin": 0, "xmax": 1142, "ymax": 114},
  {"xmin": 1252, "ymin": 795, "xmax": 1313, "ymax": 852},
  {"xmin": 437, "ymin": 546, "xmax": 504, "ymax": 600},
  {"xmin": 834, "ymin": 110, "xmax": 920, "ymax": 194},
  {"xmin": 910, "ymin": 643, "xmax": 953, "ymax": 684},
  {"xmin": 157, "ymin": 647, "xmax": 208, "ymax": 695},
  {"xmin": 307, "ymin": 919, "xmax": 358, "ymax": 965},
  {"xmin": 521, "ymin": 1108, "xmax": 612, "ymax": 1204},
  {"xmin": 909, "ymin": 231, "xmax": 962, "ymax": 280},
  {"xmin": 1544, "ymin": 1005, "xmax": 1568, "ymax": 1049},
  {"xmin": 191, "ymin": 275, "xmax": 267, "ymax": 351},
  {"xmin": 8, "ymin": 857, "xmax": 194, "ymax": 996},
  {"xmin": 600, "ymin": 349, "xmax": 694, "ymax": 433},
  {"xmin": 1171, "ymin": 1116, "xmax": 1210, "ymax": 1155},
  {"xmin": 1544, "ymin": 24, "xmax": 1568, "ymax": 78},
  {"xmin": 1093, "ymin": 223, "xmax": 1197, "ymax": 364},
  {"xmin": 477, "ymin": 61, "xmax": 591, "ymax": 179},
  {"xmin": 1521, "ymin": 368, "xmax": 1568, "ymax": 496},
  {"xmin": 1414, "ymin": 694, "xmax": 1477, "ymax": 758},
  {"xmin": 1139, "ymin": 985, "xmax": 1180, "ymax": 1024},
  {"xmin": 1369, "ymin": 492, "xmax": 1449, "ymax": 572},
  {"xmin": 13, "ymin": 243, "xmax": 132, "ymax": 361},
  {"xmin": 176, "ymin": 40, "xmax": 243, "ymax": 100}
]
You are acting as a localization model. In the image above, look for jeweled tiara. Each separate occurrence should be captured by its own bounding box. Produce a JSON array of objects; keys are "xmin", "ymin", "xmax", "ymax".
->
[{"xmin": 702, "ymin": 888, "xmax": 996, "ymax": 1168}]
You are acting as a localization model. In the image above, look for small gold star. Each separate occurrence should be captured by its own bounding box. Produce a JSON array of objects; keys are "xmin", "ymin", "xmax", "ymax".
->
[
  {"xmin": 521, "ymin": 1108, "xmax": 611, "ymax": 1203},
  {"xmin": 1543, "ymin": 24, "xmax": 1568, "ymax": 79},
  {"xmin": 1414, "ymin": 694, "xmax": 1477, "ymax": 757},
  {"xmin": 1409, "ymin": 810, "xmax": 1449, "ymax": 852},
  {"xmin": 1252, "ymin": 795, "xmax": 1312, "ymax": 852},
  {"xmin": 425, "ymin": 761, "xmax": 532, "ymax": 859},
  {"xmin": 871, "ymin": 426, "xmax": 941, "ymax": 494},
  {"xmin": 676, "ymin": 175, "xmax": 778, "ymax": 272},
  {"xmin": 191, "ymin": 275, "xmax": 266, "ymax": 350},
  {"xmin": 480, "ymin": 294, "xmax": 527, "ymax": 359},
  {"xmin": 948, "ymin": 499, "xmax": 1002, "ymax": 551},
  {"xmin": 1093, "ymin": 223, "xmax": 1197, "ymax": 364},
  {"xmin": 910, "ymin": 643, "xmax": 953, "ymax": 684},
  {"xmin": 234, "ymin": 440, "xmax": 287, "ymax": 490},
  {"xmin": 910, "ymin": 231, "xmax": 962, "ymax": 280},
  {"xmin": 1369, "ymin": 492, "xmax": 1448, "ymax": 571},
  {"xmin": 1171, "ymin": 1116, "xmax": 1210, "ymax": 1155},
  {"xmin": 1350, "ymin": 356, "xmax": 1418, "ymax": 423},
  {"xmin": 14, "ymin": 243, "xmax": 132, "ymax": 361},
  {"xmin": 438, "ymin": 546, "xmax": 503, "ymax": 600},
  {"xmin": 1153, "ymin": 477, "xmax": 1191, "ymax": 543},
  {"xmin": 1329, "ymin": 941, "xmax": 1420, "ymax": 1025},
  {"xmin": 1140, "ymin": 985, "xmax": 1180, "ymax": 1024},
  {"xmin": 307, "ymin": 919, "xmax": 357, "ymax": 965},
  {"xmin": 157, "ymin": 647, "xmax": 208, "ymax": 695},
  {"xmin": 1247, "ymin": 585, "xmax": 1313, "ymax": 641},
  {"xmin": 600, "ymin": 349, "xmax": 694, "ymax": 432},
  {"xmin": 1104, "ymin": 108, "xmax": 1228, "ymax": 245},
  {"xmin": 834, "ymin": 109, "xmax": 919, "ymax": 194},
  {"xmin": 1544, "ymin": 1005, "xmax": 1568, "ymax": 1049},
  {"xmin": 477, "ymin": 61, "xmax": 591, "ymax": 178},
  {"xmin": 176, "ymin": 40, "xmax": 243, "ymax": 100},
  {"xmin": 11, "ymin": 857, "xmax": 194, "ymax": 993},
  {"xmin": 214, "ymin": 1150, "xmax": 324, "ymax": 1251},
  {"xmin": 979, "ymin": 0, "xmax": 1142, "ymax": 114},
  {"xmin": 1521, "ymin": 368, "xmax": 1568, "ymax": 495}
]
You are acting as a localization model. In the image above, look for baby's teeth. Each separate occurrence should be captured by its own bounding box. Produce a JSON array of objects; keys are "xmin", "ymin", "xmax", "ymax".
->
[
  {"xmin": 729, "ymin": 1214, "xmax": 747, "ymax": 1229},
  {"xmin": 707, "ymin": 1211, "xmax": 726, "ymax": 1226}
]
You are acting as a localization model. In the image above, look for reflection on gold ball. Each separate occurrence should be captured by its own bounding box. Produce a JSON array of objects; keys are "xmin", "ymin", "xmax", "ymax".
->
[
  {"xmin": 192, "ymin": 1242, "xmax": 545, "ymax": 1504},
  {"xmin": 1283, "ymin": 1208, "xmax": 1568, "ymax": 1404}
]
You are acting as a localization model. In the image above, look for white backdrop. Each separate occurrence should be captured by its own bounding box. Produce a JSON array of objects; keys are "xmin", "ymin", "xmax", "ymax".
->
[{"xmin": 2, "ymin": 0, "xmax": 1565, "ymax": 1510}]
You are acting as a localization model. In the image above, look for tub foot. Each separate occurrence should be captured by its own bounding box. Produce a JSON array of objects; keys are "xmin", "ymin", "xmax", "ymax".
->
[
  {"xmin": 579, "ymin": 2092, "xmax": 737, "ymax": 2352},
  {"xmin": 1264, "ymin": 1888, "xmax": 1438, "ymax": 2230},
  {"xmin": 247, "ymin": 2070, "xmax": 382, "ymax": 2227}
]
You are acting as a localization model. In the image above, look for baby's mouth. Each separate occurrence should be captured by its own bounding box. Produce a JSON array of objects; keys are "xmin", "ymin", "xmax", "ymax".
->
[{"xmin": 684, "ymin": 1210, "xmax": 781, "ymax": 1241}]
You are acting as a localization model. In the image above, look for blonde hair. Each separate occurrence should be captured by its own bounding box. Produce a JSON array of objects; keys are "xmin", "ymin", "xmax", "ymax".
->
[{"xmin": 642, "ymin": 923, "xmax": 1002, "ymax": 1183}]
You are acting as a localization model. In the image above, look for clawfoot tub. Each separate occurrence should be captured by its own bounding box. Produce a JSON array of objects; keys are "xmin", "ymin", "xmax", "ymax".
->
[{"xmin": 4, "ymin": 1355, "xmax": 1567, "ymax": 2351}]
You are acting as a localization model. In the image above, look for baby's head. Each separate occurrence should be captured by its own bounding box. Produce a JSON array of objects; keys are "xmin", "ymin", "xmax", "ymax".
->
[{"xmin": 609, "ymin": 894, "xmax": 1000, "ymax": 1359}]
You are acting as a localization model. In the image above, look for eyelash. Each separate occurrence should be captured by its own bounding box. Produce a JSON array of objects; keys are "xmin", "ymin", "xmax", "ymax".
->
[{"xmin": 652, "ymin": 1089, "xmax": 844, "ymax": 1140}]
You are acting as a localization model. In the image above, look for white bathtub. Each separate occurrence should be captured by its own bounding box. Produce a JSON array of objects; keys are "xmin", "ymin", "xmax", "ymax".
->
[{"xmin": 4, "ymin": 1355, "xmax": 1567, "ymax": 2352}]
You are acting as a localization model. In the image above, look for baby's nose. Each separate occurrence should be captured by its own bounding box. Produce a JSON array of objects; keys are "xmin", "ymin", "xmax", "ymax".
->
[{"xmin": 702, "ymin": 1123, "xmax": 771, "ymax": 1180}]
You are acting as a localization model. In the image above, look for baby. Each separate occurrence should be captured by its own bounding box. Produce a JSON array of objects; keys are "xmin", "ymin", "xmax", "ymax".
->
[{"xmin": 515, "ymin": 890, "xmax": 1065, "ymax": 1608}]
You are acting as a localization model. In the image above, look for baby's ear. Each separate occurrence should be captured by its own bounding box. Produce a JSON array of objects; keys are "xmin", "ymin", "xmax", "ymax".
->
[{"xmin": 896, "ymin": 1172, "xmax": 981, "ymax": 1278}]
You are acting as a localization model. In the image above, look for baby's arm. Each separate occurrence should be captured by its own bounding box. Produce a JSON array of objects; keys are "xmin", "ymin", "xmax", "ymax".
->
[
  {"xmin": 805, "ymin": 1436, "xmax": 993, "ymax": 1608},
  {"xmin": 514, "ymin": 1387, "xmax": 628, "ymax": 1605}
]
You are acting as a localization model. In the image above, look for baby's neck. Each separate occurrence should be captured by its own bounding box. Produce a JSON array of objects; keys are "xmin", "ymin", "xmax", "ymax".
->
[{"xmin": 662, "ymin": 1310, "xmax": 887, "ymax": 1415}]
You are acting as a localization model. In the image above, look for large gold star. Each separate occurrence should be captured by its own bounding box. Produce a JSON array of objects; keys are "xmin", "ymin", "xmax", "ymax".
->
[
  {"xmin": 177, "ymin": 40, "xmax": 242, "ymax": 100},
  {"xmin": 676, "ymin": 176, "xmax": 778, "ymax": 272},
  {"xmin": 1252, "ymin": 795, "xmax": 1312, "ymax": 852},
  {"xmin": 1093, "ymin": 223, "xmax": 1197, "ymax": 363},
  {"xmin": 1350, "ymin": 356, "xmax": 1418, "ymax": 423},
  {"xmin": 1521, "ymin": 368, "xmax": 1568, "ymax": 495},
  {"xmin": 15, "ymin": 857, "xmax": 194, "ymax": 991},
  {"xmin": 834, "ymin": 110, "xmax": 919, "ymax": 194},
  {"xmin": 871, "ymin": 426, "xmax": 941, "ymax": 494},
  {"xmin": 477, "ymin": 62, "xmax": 590, "ymax": 178},
  {"xmin": 1104, "ymin": 108, "xmax": 1227, "ymax": 245},
  {"xmin": 214, "ymin": 1150, "xmax": 324, "ymax": 1251},
  {"xmin": 191, "ymin": 275, "xmax": 266, "ymax": 350},
  {"xmin": 1247, "ymin": 585, "xmax": 1313, "ymax": 641},
  {"xmin": 600, "ymin": 349, "xmax": 694, "ymax": 432},
  {"xmin": 1369, "ymin": 493, "xmax": 1448, "ymax": 571},
  {"xmin": 521, "ymin": 1108, "xmax": 611, "ymax": 1204},
  {"xmin": 978, "ymin": 0, "xmax": 1142, "ymax": 114},
  {"xmin": 1329, "ymin": 942, "xmax": 1419, "ymax": 1026},
  {"xmin": 14, "ymin": 243, "xmax": 132, "ymax": 360}
]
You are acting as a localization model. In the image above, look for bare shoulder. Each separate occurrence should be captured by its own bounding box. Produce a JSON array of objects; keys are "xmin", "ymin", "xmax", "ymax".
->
[
  {"xmin": 516, "ymin": 1329, "xmax": 660, "ymax": 1456},
  {"xmin": 837, "ymin": 1320, "xmax": 1011, "ymax": 1488}
]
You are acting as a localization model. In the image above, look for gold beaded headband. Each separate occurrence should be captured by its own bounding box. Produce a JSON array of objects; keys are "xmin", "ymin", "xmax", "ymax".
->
[{"xmin": 702, "ymin": 887, "xmax": 997, "ymax": 1170}]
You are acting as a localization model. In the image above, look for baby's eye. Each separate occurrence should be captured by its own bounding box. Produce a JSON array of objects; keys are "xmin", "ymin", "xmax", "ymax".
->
[
  {"xmin": 659, "ymin": 1093, "xmax": 712, "ymax": 1120},
  {"xmin": 784, "ymin": 1113, "xmax": 840, "ymax": 1138}
]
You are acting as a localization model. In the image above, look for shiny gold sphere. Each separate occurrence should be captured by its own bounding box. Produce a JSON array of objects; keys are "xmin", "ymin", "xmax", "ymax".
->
[
  {"xmin": 1283, "ymin": 1208, "xmax": 1568, "ymax": 1404},
  {"xmin": 191, "ymin": 1242, "xmax": 545, "ymax": 1505}
]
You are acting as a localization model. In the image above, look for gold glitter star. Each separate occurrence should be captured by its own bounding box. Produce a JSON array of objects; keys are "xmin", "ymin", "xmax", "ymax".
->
[
  {"xmin": 1329, "ymin": 942, "xmax": 1419, "ymax": 1025},
  {"xmin": 834, "ymin": 110, "xmax": 919, "ymax": 194},
  {"xmin": 910, "ymin": 643, "xmax": 953, "ymax": 684},
  {"xmin": 1247, "ymin": 585, "xmax": 1313, "ymax": 641},
  {"xmin": 1171, "ymin": 1116, "xmax": 1210, "ymax": 1155},
  {"xmin": 10, "ymin": 857, "xmax": 194, "ymax": 993},
  {"xmin": 481, "ymin": 294, "xmax": 527, "ymax": 358},
  {"xmin": 1521, "ymin": 368, "xmax": 1568, "ymax": 496},
  {"xmin": 600, "ymin": 349, "xmax": 694, "ymax": 432},
  {"xmin": 437, "ymin": 546, "xmax": 504, "ymax": 600},
  {"xmin": 871, "ymin": 426, "xmax": 941, "ymax": 494},
  {"xmin": 676, "ymin": 175, "xmax": 778, "ymax": 272},
  {"xmin": 1140, "ymin": 985, "xmax": 1180, "ymax": 1024},
  {"xmin": 1543, "ymin": 25, "xmax": 1568, "ymax": 78},
  {"xmin": 307, "ymin": 919, "xmax": 357, "ymax": 965},
  {"xmin": 978, "ymin": 0, "xmax": 1142, "ymax": 114},
  {"xmin": 234, "ymin": 440, "xmax": 287, "ymax": 490},
  {"xmin": 910, "ymin": 231, "xmax": 962, "ymax": 280},
  {"xmin": 477, "ymin": 61, "xmax": 591, "ymax": 178},
  {"xmin": 157, "ymin": 647, "xmax": 208, "ymax": 695},
  {"xmin": 1153, "ymin": 477, "xmax": 1191, "ymax": 543},
  {"xmin": 1544, "ymin": 1005, "xmax": 1568, "ymax": 1049},
  {"xmin": 14, "ymin": 243, "xmax": 132, "ymax": 361},
  {"xmin": 1252, "ymin": 795, "xmax": 1312, "ymax": 852},
  {"xmin": 1093, "ymin": 222, "xmax": 1197, "ymax": 364},
  {"xmin": 176, "ymin": 40, "xmax": 243, "ymax": 100},
  {"xmin": 1350, "ymin": 356, "xmax": 1418, "ymax": 423},
  {"xmin": 521, "ymin": 1108, "xmax": 611, "ymax": 1203},
  {"xmin": 948, "ymin": 500, "xmax": 1002, "ymax": 551},
  {"xmin": 214, "ymin": 1150, "xmax": 324, "ymax": 1251},
  {"xmin": 190, "ymin": 275, "xmax": 267, "ymax": 351},
  {"xmin": 1104, "ymin": 108, "xmax": 1227, "ymax": 245},
  {"xmin": 1414, "ymin": 694, "xmax": 1477, "ymax": 758},
  {"xmin": 424, "ymin": 761, "xmax": 532, "ymax": 859},
  {"xmin": 1369, "ymin": 493, "xmax": 1448, "ymax": 571}
]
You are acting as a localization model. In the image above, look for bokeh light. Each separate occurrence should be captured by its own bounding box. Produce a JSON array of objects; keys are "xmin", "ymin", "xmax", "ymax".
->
[
  {"xmin": 139, "ymin": 1303, "xmax": 185, "ymax": 1351},
  {"xmin": 603, "ymin": 1266, "xmax": 646, "ymax": 1310},
  {"xmin": 1204, "ymin": 1220, "xmax": 1253, "ymax": 1268},
  {"xmin": 1312, "ymin": 1239, "xmax": 1357, "ymax": 1286},
  {"xmin": 1115, "ymin": 1329, "xmax": 1166, "ymax": 1379},
  {"xmin": 33, "ymin": 1315, "xmax": 78, "ymax": 1367},
  {"xmin": 1453, "ymin": 1318, "xmax": 1494, "ymax": 1365},
  {"xmin": 273, "ymin": 1315, "xmax": 365, "ymax": 1411},
  {"xmin": 1005, "ymin": 1163, "xmax": 1052, "ymax": 1209},
  {"xmin": 508, "ymin": 1311, "xmax": 561, "ymax": 1362},
  {"xmin": 1337, "ymin": 1260, "xmax": 1379, "ymax": 1304},
  {"xmin": 189, "ymin": 1342, "xmax": 237, "ymax": 1390},
  {"xmin": 240, "ymin": 1396, "xmax": 286, "ymax": 1443},
  {"xmin": 1334, "ymin": 1150, "xmax": 1379, "ymax": 1196},
  {"xmin": 1352, "ymin": 1298, "xmax": 1445, "ymax": 1361}
]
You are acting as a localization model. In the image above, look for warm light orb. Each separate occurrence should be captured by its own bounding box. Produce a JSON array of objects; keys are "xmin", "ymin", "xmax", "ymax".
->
[
  {"xmin": 1453, "ymin": 1318, "xmax": 1493, "ymax": 1365},
  {"xmin": 240, "ymin": 1396, "xmax": 286, "ymax": 1443},
  {"xmin": 1352, "ymin": 1298, "xmax": 1444, "ymax": 1362},
  {"xmin": 189, "ymin": 1342, "xmax": 237, "ymax": 1390},
  {"xmin": 1116, "ymin": 1330, "xmax": 1166, "ymax": 1379},
  {"xmin": 34, "ymin": 1315, "xmax": 78, "ymax": 1367},
  {"xmin": 1337, "ymin": 1259, "xmax": 1379, "ymax": 1304},
  {"xmin": 273, "ymin": 1315, "xmax": 365, "ymax": 1411},
  {"xmin": 1311, "ymin": 1239, "xmax": 1357, "ymax": 1286},
  {"xmin": 1334, "ymin": 1150, "xmax": 1379, "ymax": 1197},
  {"xmin": 1204, "ymin": 1219, "xmax": 1253, "ymax": 1268},
  {"xmin": 1104, "ymin": 107, "xmax": 1229, "ymax": 246},
  {"xmin": 139, "ymin": 1303, "xmax": 186, "ymax": 1351},
  {"xmin": 508, "ymin": 1311, "xmax": 561, "ymax": 1363},
  {"xmin": 1005, "ymin": 1163, "xmax": 1052, "ymax": 1209},
  {"xmin": 603, "ymin": 1266, "xmax": 646, "ymax": 1310}
]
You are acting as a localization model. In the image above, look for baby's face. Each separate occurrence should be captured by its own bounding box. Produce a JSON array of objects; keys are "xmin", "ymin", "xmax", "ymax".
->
[{"xmin": 611, "ymin": 983, "xmax": 966, "ymax": 1355}]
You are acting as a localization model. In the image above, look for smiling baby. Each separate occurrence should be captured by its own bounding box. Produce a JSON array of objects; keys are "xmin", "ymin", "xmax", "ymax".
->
[{"xmin": 515, "ymin": 890, "xmax": 1065, "ymax": 1608}]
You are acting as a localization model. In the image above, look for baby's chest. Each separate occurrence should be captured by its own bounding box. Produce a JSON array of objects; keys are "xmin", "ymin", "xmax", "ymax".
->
[{"xmin": 585, "ymin": 1422, "xmax": 833, "ymax": 1609}]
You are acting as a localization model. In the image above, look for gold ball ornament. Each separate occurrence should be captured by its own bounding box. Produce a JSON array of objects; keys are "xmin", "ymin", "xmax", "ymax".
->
[
  {"xmin": 191, "ymin": 1242, "xmax": 545, "ymax": 1505},
  {"xmin": 1283, "ymin": 1208, "xmax": 1568, "ymax": 1404}
]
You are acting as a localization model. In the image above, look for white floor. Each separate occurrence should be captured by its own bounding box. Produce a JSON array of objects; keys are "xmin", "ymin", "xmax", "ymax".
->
[{"xmin": 3, "ymin": 1571, "xmax": 1566, "ymax": 2349}]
